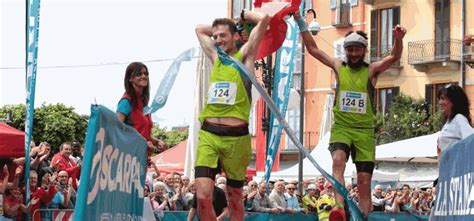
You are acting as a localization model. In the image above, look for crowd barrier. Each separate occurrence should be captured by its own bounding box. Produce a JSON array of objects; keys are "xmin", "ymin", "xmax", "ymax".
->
[
  {"xmin": 32, "ymin": 209, "xmax": 74, "ymax": 221},
  {"xmin": 161, "ymin": 211, "xmax": 429, "ymax": 221}
]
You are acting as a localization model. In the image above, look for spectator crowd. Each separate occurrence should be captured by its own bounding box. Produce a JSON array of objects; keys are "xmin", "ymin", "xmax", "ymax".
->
[{"xmin": 0, "ymin": 141, "xmax": 436, "ymax": 221}]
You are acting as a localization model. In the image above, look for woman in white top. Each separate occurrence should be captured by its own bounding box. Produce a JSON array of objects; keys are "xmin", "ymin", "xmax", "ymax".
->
[{"xmin": 437, "ymin": 84, "xmax": 474, "ymax": 155}]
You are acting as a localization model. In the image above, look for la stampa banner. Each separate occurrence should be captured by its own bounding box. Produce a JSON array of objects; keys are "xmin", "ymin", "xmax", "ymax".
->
[
  {"xmin": 432, "ymin": 134, "xmax": 474, "ymax": 220},
  {"xmin": 74, "ymin": 105, "xmax": 147, "ymax": 220}
]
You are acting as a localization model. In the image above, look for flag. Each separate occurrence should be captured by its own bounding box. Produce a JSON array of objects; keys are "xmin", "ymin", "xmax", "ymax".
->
[
  {"xmin": 24, "ymin": 0, "xmax": 42, "ymax": 210},
  {"xmin": 254, "ymin": 0, "xmax": 301, "ymax": 60},
  {"xmin": 183, "ymin": 49, "xmax": 212, "ymax": 178},
  {"xmin": 145, "ymin": 48, "xmax": 196, "ymax": 114}
]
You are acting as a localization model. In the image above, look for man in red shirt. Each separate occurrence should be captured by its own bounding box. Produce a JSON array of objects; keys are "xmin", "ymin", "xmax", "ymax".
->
[{"xmin": 51, "ymin": 142, "xmax": 80, "ymax": 190}]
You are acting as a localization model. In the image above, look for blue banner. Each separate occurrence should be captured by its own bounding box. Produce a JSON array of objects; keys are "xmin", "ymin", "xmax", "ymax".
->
[
  {"xmin": 161, "ymin": 211, "xmax": 317, "ymax": 221},
  {"xmin": 24, "ymin": 0, "xmax": 42, "ymax": 207},
  {"xmin": 144, "ymin": 48, "xmax": 196, "ymax": 114},
  {"xmin": 74, "ymin": 105, "xmax": 148, "ymax": 220},
  {"xmin": 160, "ymin": 211, "xmax": 428, "ymax": 221},
  {"xmin": 216, "ymin": 48, "xmax": 365, "ymax": 221},
  {"xmin": 265, "ymin": 17, "xmax": 299, "ymax": 182},
  {"xmin": 432, "ymin": 134, "xmax": 474, "ymax": 220}
]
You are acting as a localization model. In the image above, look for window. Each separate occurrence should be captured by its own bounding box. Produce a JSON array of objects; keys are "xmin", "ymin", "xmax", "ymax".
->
[
  {"xmin": 286, "ymin": 108, "xmax": 300, "ymax": 150},
  {"xmin": 370, "ymin": 7, "xmax": 400, "ymax": 64},
  {"xmin": 294, "ymin": 43, "xmax": 302, "ymax": 75},
  {"xmin": 333, "ymin": 37, "xmax": 346, "ymax": 60},
  {"xmin": 232, "ymin": 0, "xmax": 243, "ymax": 18},
  {"xmin": 425, "ymin": 82, "xmax": 457, "ymax": 113},
  {"xmin": 376, "ymin": 87, "xmax": 399, "ymax": 115},
  {"xmin": 303, "ymin": 0, "xmax": 313, "ymax": 10},
  {"xmin": 292, "ymin": 43, "xmax": 303, "ymax": 90},
  {"xmin": 435, "ymin": 0, "xmax": 450, "ymax": 59},
  {"xmin": 331, "ymin": 0, "xmax": 351, "ymax": 26},
  {"xmin": 244, "ymin": 0, "xmax": 252, "ymax": 10}
]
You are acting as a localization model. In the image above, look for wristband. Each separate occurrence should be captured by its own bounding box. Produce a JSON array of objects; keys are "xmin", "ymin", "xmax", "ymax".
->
[{"xmin": 295, "ymin": 17, "xmax": 309, "ymax": 33}]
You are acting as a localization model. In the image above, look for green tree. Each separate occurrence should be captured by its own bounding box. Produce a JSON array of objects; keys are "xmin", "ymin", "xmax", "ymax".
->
[
  {"xmin": 152, "ymin": 126, "xmax": 188, "ymax": 153},
  {"xmin": 0, "ymin": 103, "xmax": 89, "ymax": 152},
  {"xmin": 375, "ymin": 94, "xmax": 443, "ymax": 145}
]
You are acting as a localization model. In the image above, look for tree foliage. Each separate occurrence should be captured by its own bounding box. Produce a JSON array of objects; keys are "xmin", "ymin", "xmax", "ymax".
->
[
  {"xmin": 152, "ymin": 126, "xmax": 188, "ymax": 149},
  {"xmin": 0, "ymin": 103, "xmax": 88, "ymax": 152},
  {"xmin": 375, "ymin": 94, "xmax": 443, "ymax": 145}
]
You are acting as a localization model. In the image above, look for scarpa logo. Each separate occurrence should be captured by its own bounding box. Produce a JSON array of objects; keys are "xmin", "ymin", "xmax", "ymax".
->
[{"xmin": 87, "ymin": 128, "xmax": 144, "ymax": 204}]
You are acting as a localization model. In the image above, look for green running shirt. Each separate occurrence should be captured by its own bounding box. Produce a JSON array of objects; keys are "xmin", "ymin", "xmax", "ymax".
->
[
  {"xmin": 333, "ymin": 64, "xmax": 375, "ymax": 128},
  {"xmin": 199, "ymin": 51, "xmax": 251, "ymax": 123}
]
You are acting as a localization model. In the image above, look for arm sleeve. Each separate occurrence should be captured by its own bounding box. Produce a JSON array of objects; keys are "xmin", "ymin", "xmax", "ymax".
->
[{"xmin": 117, "ymin": 99, "xmax": 132, "ymax": 116}]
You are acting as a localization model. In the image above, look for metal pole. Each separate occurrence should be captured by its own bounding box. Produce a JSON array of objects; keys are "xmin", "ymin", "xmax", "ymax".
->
[
  {"xmin": 460, "ymin": 0, "xmax": 466, "ymax": 88},
  {"xmin": 298, "ymin": 37, "xmax": 305, "ymax": 193}
]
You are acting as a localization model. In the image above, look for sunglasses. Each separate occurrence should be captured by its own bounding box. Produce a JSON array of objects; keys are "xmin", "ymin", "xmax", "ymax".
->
[
  {"xmin": 287, "ymin": 188, "xmax": 295, "ymax": 190},
  {"xmin": 133, "ymin": 71, "xmax": 148, "ymax": 77}
]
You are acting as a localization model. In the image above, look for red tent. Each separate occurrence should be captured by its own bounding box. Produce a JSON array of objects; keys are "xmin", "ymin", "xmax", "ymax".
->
[
  {"xmin": 149, "ymin": 140, "xmax": 256, "ymax": 180},
  {"xmin": 0, "ymin": 123, "xmax": 25, "ymax": 158}
]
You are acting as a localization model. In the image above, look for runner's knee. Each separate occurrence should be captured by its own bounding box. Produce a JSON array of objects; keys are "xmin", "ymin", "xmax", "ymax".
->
[{"xmin": 355, "ymin": 162, "xmax": 374, "ymax": 174}]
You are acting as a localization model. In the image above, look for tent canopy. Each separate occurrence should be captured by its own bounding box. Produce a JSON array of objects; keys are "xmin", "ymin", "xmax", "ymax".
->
[
  {"xmin": 376, "ymin": 132, "xmax": 439, "ymax": 163},
  {"xmin": 150, "ymin": 140, "xmax": 256, "ymax": 179},
  {"xmin": 0, "ymin": 123, "xmax": 25, "ymax": 158}
]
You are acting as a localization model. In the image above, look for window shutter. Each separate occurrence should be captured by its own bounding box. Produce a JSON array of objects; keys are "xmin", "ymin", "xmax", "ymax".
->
[
  {"xmin": 392, "ymin": 6, "xmax": 400, "ymax": 27},
  {"xmin": 425, "ymin": 84, "xmax": 433, "ymax": 111},
  {"xmin": 370, "ymin": 10, "xmax": 379, "ymax": 60},
  {"xmin": 330, "ymin": 0, "xmax": 337, "ymax": 9}
]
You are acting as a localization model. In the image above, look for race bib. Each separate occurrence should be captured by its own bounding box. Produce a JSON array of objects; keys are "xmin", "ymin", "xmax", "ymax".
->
[
  {"xmin": 207, "ymin": 82, "xmax": 237, "ymax": 105},
  {"xmin": 339, "ymin": 91, "xmax": 367, "ymax": 114}
]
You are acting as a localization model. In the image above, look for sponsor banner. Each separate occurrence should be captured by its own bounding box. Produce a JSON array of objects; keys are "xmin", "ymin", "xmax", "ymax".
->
[
  {"xmin": 24, "ymin": 0, "xmax": 42, "ymax": 207},
  {"xmin": 264, "ymin": 17, "xmax": 299, "ymax": 182},
  {"xmin": 432, "ymin": 134, "xmax": 474, "ymax": 220},
  {"xmin": 74, "ymin": 105, "xmax": 147, "ymax": 220}
]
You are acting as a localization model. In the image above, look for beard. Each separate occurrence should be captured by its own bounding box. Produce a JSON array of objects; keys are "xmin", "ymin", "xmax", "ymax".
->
[{"xmin": 346, "ymin": 55, "xmax": 366, "ymax": 69}]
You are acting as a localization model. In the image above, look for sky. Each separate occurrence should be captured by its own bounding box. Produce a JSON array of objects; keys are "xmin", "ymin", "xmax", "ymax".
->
[{"xmin": 0, "ymin": 0, "xmax": 227, "ymax": 129}]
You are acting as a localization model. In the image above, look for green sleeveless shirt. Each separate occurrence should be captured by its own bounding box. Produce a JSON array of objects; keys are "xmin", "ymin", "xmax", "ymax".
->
[
  {"xmin": 333, "ymin": 64, "xmax": 375, "ymax": 128},
  {"xmin": 199, "ymin": 51, "xmax": 251, "ymax": 123}
]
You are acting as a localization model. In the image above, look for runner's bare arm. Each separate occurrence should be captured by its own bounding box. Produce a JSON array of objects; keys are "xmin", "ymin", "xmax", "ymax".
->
[
  {"xmin": 294, "ymin": 10, "xmax": 340, "ymax": 72},
  {"xmin": 196, "ymin": 24, "xmax": 217, "ymax": 63},
  {"xmin": 240, "ymin": 10, "xmax": 270, "ymax": 68},
  {"xmin": 369, "ymin": 25, "xmax": 406, "ymax": 80}
]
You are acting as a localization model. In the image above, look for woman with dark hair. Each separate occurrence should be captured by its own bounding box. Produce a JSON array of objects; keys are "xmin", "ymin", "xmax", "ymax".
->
[
  {"xmin": 116, "ymin": 62, "xmax": 165, "ymax": 159},
  {"xmin": 437, "ymin": 84, "xmax": 474, "ymax": 154}
]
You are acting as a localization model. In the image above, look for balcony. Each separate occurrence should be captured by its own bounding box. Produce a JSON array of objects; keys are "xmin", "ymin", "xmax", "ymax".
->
[
  {"xmin": 332, "ymin": 3, "xmax": 352, "ymax": 28},
  {"xmin": 408, "ymin": 39, "xmax": 463, "ymax": 72},
  {"xmin": 370, "ymin": 46, "xmax": 402, "ymax": 76}
]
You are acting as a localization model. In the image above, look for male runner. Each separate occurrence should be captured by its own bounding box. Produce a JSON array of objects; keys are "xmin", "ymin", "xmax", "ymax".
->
[
  {"xmin": 194, "ymin": 10, "xmax": 270, "ymax": 221},
  {"xmin": 293, "ymin": 10, "xmax": 406, "ymax": 219}
]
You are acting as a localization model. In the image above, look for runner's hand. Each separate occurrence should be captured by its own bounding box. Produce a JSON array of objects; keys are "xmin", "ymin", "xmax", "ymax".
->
[
  {"xmin": 15, "ymin": 165, "xmax": 23, "ymax": 177},
  {"xmin": 2, "ymin": 164, "xmax": 8, "ymax": 177}
]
